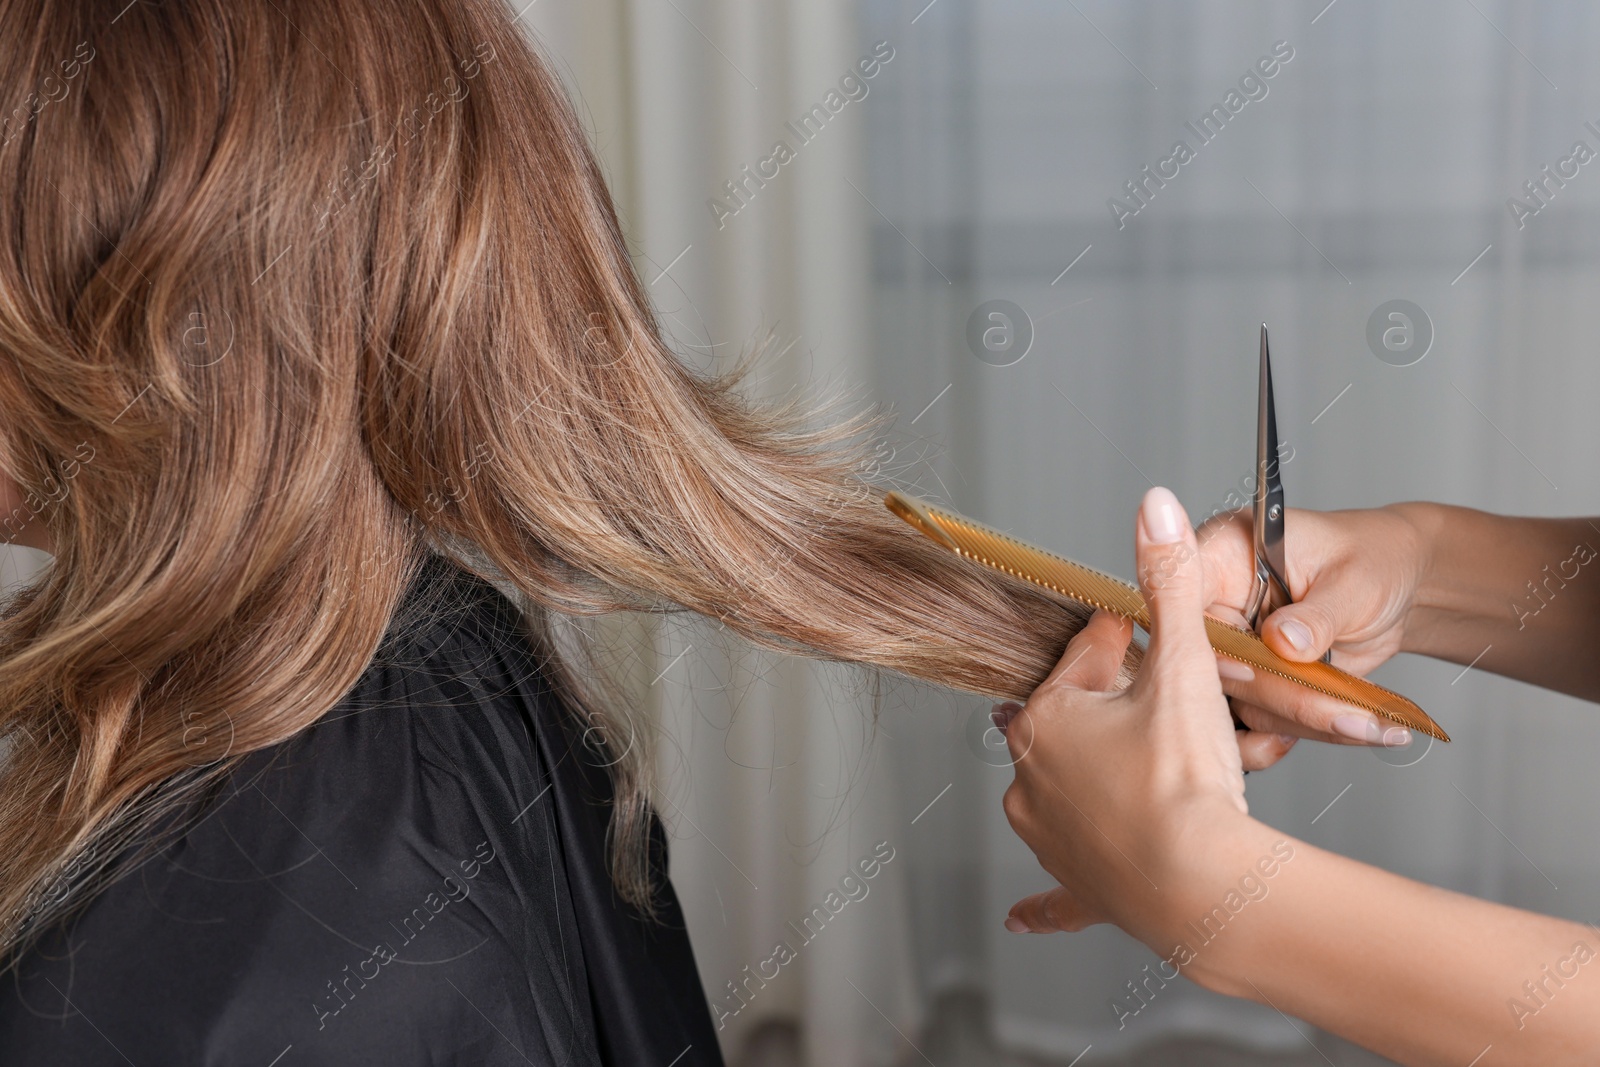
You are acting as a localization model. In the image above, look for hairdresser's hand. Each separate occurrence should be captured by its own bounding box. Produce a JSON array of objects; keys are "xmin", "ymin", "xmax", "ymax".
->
[
  {"xmin": 997, "ymin": 487, "xmax": 1254, "ymax": 941},
  {"xmin": 1193, "ymin": 504, "xmax": 1425, "ymax": 757}
]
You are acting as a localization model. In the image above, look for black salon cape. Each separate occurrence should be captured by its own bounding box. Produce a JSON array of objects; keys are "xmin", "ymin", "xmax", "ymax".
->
[{"xmin": 0, "ymin": 554, "xmax": 724, "ymax": 1066}]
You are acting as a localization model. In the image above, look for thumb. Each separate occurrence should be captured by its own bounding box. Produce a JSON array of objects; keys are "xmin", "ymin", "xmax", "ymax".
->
[
  {"xmin": 1261, "ymin": 596, "xmax": 1340, "ymax": 662},
  {"xmin": 1005, "ymin": 886, "xmax": 1089, "ymax": 934},
  {"xmin": 1134, "ymin": 487, "xmax": 1216, "ymax": 685}
]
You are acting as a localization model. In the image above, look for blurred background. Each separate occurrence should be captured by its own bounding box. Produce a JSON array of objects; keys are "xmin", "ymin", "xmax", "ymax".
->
[{"xmin": 14, "ymin": 0, "xmax": 1600, "ymax": 1063}]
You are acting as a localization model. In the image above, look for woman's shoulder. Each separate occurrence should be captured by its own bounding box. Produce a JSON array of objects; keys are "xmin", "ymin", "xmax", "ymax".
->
[
  {"xmin": 283, "ymin": 554, "xmax": 571, "ymax": 812},
  {"xmin": 213, "ymin": 554, "xmax": 581, "ymax": 864}
]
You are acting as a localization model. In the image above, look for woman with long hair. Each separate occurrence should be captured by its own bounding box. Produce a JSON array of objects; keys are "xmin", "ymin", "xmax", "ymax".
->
[{"xmin": 0, "ymin": 0, "xmax": 1269, "ymax": 1062}]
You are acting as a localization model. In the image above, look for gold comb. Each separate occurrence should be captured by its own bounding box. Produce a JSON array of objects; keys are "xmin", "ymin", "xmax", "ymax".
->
[{"xmin": 885, "ymin": 490, "xmax": 1449, "ymax": 742}]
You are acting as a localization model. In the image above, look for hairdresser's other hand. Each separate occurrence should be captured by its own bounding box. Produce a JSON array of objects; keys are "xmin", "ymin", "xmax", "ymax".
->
[
  {"xmin": 998, "ymin": 487, "xmax": 1252, "ymax": 940},
  {"xmin": 1193, "ymin": 504, "xmax": 1424, "ymax": 755}
]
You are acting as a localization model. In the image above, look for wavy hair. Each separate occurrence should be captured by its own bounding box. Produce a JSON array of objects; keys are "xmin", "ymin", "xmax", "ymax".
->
[{"xmin": 0, "ymin": 0, "xmax": 1123, "ymax": 958}]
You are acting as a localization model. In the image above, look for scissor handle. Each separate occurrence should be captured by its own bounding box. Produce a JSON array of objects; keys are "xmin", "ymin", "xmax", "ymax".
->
[
  {"xmin": 1245, "ymin": 568, "xmax": 1333, "ymax": 665},
  {"xmin": 1243, "ymin": 563, "xmax": 1291, "ymax": 632}
]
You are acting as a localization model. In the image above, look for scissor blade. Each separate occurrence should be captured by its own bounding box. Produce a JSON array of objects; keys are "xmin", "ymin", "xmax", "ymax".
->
[{"xmin": 1255, "ymin": 324, "xmax": 1289, "ymax": 605}]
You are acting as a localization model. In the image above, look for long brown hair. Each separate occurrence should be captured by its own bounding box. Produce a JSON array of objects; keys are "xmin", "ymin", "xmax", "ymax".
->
[{"xmin": 0, "ymin": 0, "xmax": 1121, "ymax": 957}]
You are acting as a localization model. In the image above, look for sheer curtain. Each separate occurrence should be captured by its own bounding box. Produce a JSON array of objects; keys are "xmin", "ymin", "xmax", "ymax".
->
[{"xmin": 516, "ymin": 3, "xmax": 924, "ymax": 1065}]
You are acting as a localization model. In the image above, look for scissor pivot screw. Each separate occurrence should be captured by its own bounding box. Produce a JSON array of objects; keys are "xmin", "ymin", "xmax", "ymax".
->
[{"xmin": 1268, "ymin": 504, "xmax": 1282, "ymax": 521}]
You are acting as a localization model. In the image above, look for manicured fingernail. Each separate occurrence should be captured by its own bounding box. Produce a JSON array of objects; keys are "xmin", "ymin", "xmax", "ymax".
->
[
  {"xmin": 1141, "ymin": 487, "xmax": 1186, "ymax": 544},
  {"xmin": 1278, "ymin": 619, "xmax": 1313, "ymax": 654},
  {"xmin": 991, "ymin": 702, "xmax": 1022, "ymax": 733},
  {"xmin": 1331, "ymin": 714, "xmax": 1383, "ymax": 743},
  {"xmin": 1215, "ymin": 657, "xmax": 1254, "ymax": 682},
  {"xmin": 1004, "ymin": 916, "xmax": 1030, "ymax": 933},
  {"xmin": 1276, "ymin": 734, "xmax": 1297, "ymax": 748}
]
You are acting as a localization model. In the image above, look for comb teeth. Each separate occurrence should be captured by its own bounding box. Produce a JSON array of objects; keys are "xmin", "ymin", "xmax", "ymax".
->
[{"xmin": 886, "ymin": 491, "xmax": 1450, "ymax": 743}]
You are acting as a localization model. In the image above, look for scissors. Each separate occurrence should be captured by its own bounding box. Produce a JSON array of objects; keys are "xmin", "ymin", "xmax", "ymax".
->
[
  {"xmin": 1241, "ymin": 324, "xmax": 1332, "ymax": 672},
  {"xmin": 880, "ymin": 337, "xmax": 1451, "ymax": 740},
  {"xmin": 880, "ymin": 323, "xmax": 1450, "ymax": 741}
]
